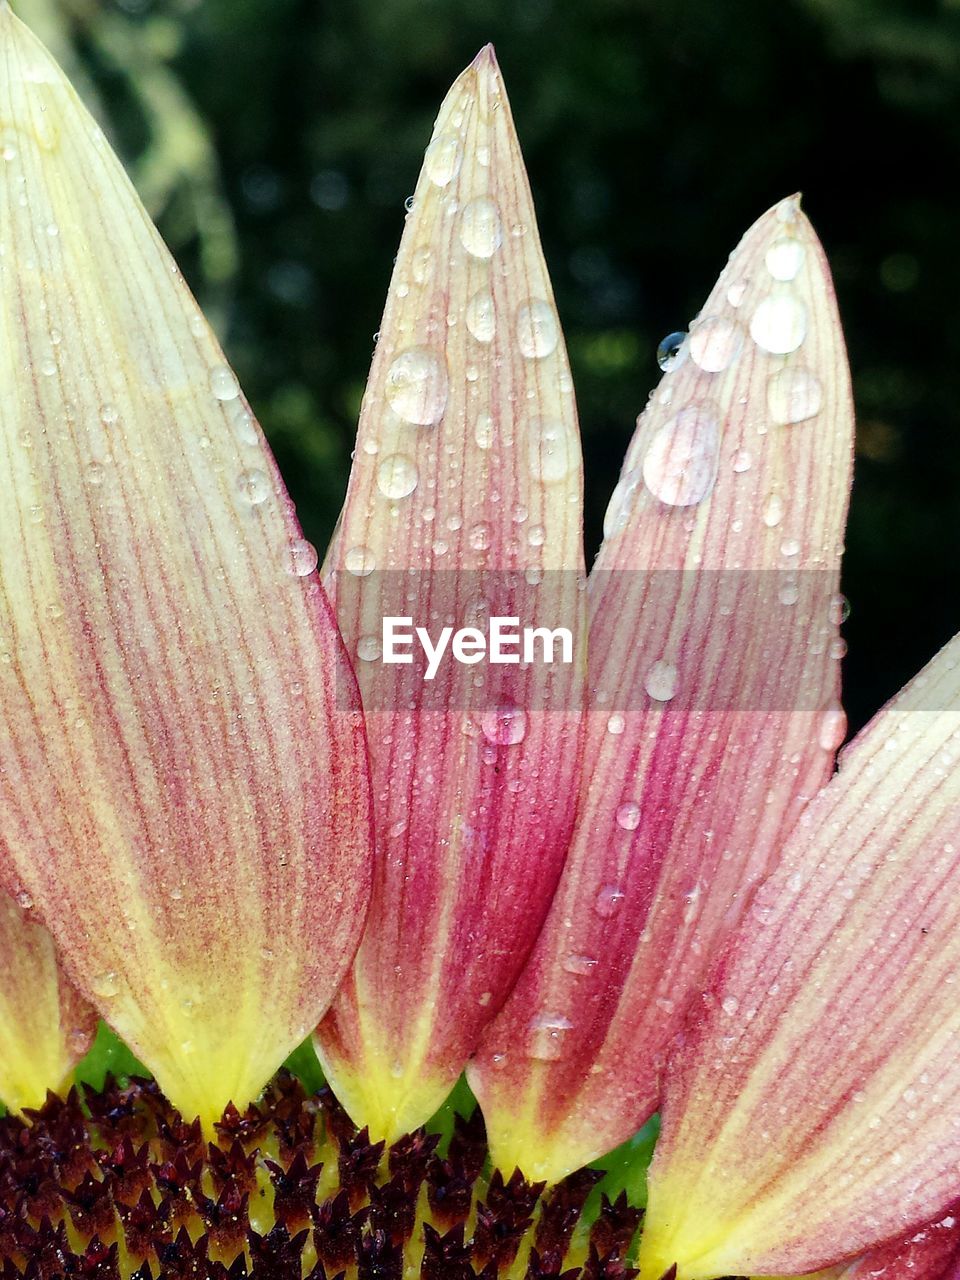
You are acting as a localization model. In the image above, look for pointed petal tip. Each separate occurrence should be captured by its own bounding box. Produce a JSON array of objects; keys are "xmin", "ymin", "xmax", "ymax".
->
[{"xmin": 471, "ymin": 43, "xmax": 498, "ymax": 69}]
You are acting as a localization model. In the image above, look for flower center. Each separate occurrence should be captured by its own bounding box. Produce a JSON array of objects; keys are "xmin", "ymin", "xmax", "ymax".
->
[{"xmin": 0, "ymin": 1073, "xmax": 643, "ymax": 1278}]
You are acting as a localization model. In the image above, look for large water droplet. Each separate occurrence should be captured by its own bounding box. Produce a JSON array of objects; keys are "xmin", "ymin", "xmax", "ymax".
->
[
  {"xmin": 92, "ymin": 970, "xmax": 120, "ymax": 999},
  {"xmin": 765, "ymin": 238, "xmax": 805, "ymax": 282},
  {"xmin": 516, "ymin": 299, "xmax": 559, "ymax": 358},
  {"xmin": 767, "ymin": 367, "xmax": 823, "ymax": 425},
  {"xmin": 616, "ymin": 801, "xmax": 641, "ymax": 831},
  {"xmin": 528, "ymin": 1011, "xmax": 574, "ymax": 1061},
  {"xmin": 385, "ymin": 346, "xmax": 448, "ymax": 426},
  {"xmin": 644, "ymin": 659, "xmax": 679, "ymax": 702},
  {"xmin": 460, "ymin": 197, "xmax": 503, "ymax": 258},
  {"xmin": 237, "ymin": 469, "xmax": 270, "ymax": 505},
  {"xmin": 642, "ymin": 404, "xmax": 720, "ymax": 507},
  {"xmin": 345, "ymin": 545, "xmax": 376, "ymax": 577},
  {"xmin": 657, "ymin": 331, "xmax": 687, "ymax": 372},
  {"xmin": 818, "ymin": 703, "xmax": 847, "ymax": 751},
  {"xmin": 606, "ymin": 713, "xmax": 625, "ymax": 735},
  {"xmin": 423, "ymin": 133, "xmax": 463, "ymax": 187},
  {"xmin": 595, "ymin": 884, "xmax": 625, "ymax": 917},
  {"xmin": 603, "ymin": 467, "xmax": 642, "ymax": 538},
  {"xmin": 465, "ymin": 290, "xmax": 496, "ymax": 343},
  {"xmin": 689, "ymin": 317, "xmax": 744, "ymax": 373},
  {"xmin": 762, "ymin": 492, "xmax": 785, "ymax": 528},
  {"xmin": 357, "ymin": 635, "xmax": 383, "ymax": 662},
  {"xmin": 750, "ymin": 296, "xmax": 807, "ymax": 354},
  {"xmin": 528, "ymin": 416, "xmax": 574, "ymax": 483},
  {"xmin": 377, "ymin": 454, "xmax": 419, "ymax": 499},
  {"xmin": 469, "ymin": 522, "xmax": 490, "ymax": 551},
  {"xmin": 210, "ymin": 365, "xmax": 240, "ymax": 401},
  {"xmin": 563, "ymin": 954, "xmax": 598, "ymax": 976},
  {"xmin": 474, "ymin": 413, "xmax": 495, "ymax": 450},
  {"xmin": 284, "ymin": 538, "xmax": 319, "ymax": 577},
  {"xmin": 481, "ymin": 702, "xmax": 527, "ymax": 746}
]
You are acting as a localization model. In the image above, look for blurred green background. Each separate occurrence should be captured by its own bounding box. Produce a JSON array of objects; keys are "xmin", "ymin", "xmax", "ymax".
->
[{"xmin": 17, "ymin": 0, "xmax": 960, "ymax": 732}]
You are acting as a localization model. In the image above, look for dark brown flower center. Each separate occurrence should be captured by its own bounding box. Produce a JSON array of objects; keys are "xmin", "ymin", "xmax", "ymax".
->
[{"xmin": 0, "ymin": 1073, "xmax": 642, "ymax": 1278}]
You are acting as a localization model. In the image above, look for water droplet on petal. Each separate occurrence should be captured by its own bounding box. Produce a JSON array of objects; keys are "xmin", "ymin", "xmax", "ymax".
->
[
  {"xmin": 357, "ymin": 635, "xmax": 383, "ymax": 662},
  {"xmin": 603, "ymin": 467, "xmax": 642, "ymax": 538},
  {"xmin": 606, "ymin": 712, "xmax": 625, "ymax": 735},
  {"xmin": 765, "ymin": 238, "xmax": 805, "ymax": 281},
  {"xmin": 237, "ymin": 469, "xmax": 270, "ymax": 505},
  {"xmin": 767, "ymin": 367, "xmax": 823, "ymax": 425},
  {"xmin": 762, "ymin": 492, "xmax": 785, "ymax": 528},
  {"xmin": 481, "ymin": 702, "xmax": 527, "ymax": 746},
  {"xmin": 424, "ymin": 133, "xmax": 463, "ymax": 186},
  {"xmin": 563, "ymin": 954, "xmax": 598, "ymax": 976},
  {"xmin": 284, "ymin": 538, "xmax": 319, "ymax": 577},
  {"xmin": 377, "ymin": 454, "xmax": 419, "ymax": 499},
  {"xmin": 345, "ymin": 545, "xmax": 376, "ymax": 577},
  {"xmin": 528, "ymin": 416, "xmax": 574, "ymax": 483},
  {"xmin": 731, "ymin": 448, "xmax": 753, "ymax": 474},
  {"xmin": 644, "ymin": 659, "xmax": 679, "ymax": 702},
  {"xmin": 469, "ymin": 522, "xmax": 490, "ymax": 551},
  {"xmin": 721, "ymin": 996, "xmax": 740, "ymax": 1016},
  {"xmin": 689, "ymin": 317, "xmax": 744, "ymax": 373},
  {"xmin": 528, "ymin": 1011, "xmax": 574, "ymax": 1061},
  {"xmin": 726, "ymin": 280, "xmax": 748, "ymax": 307},
  {"xmin": 780, "ymin": 537, "xmax": 801, "ymax": 558},
  {"xmin": 465, "ymin": 290, "xmax": 496, "ymax": 342},
  {"xmin": 99, "ymin": 404, "xmax": 119, "ymax": 425},
  {"xmin": 460, "ymin": 197, "xmax": 503, "ymax": 258},
  {"xmin": 474, "ymin": 413, "xmax": 495, "ymax": 450},
  {"xmin": 15, "ymin": 890, "xmax": 33, "ymax": 910},
  {"xmin": 210, "ymin": 365, "xmax": 240, "ymax": 401},
  {"xmin": 750, "ymin": 296, "xmax": 807, "ymax": 354},
  {"xmin": 595, "ymin": 884, "xmax": 625, "ymax": 917},
  {"xmin": 92, "ymin": 970, "xmax": 120, "ymax": 999},
  {"xmin": 517, "ymin": 299, "xmax": 559, "ymax": 358},
  {"xmin": 616, "ymin": 801, "xmax": 641, "ymax": 831},
  {"xmin": 642, "ymin": 404, "xmax": 720, "ymax": 507},
  {"xmin": 657, "ymin": 330, "xmax": 687, "ymax": 372},
  {"xmin": 818, "ymin": 703, "xmax": 848, "ymax": 751},
  {"xmin": 385, "ymin": 346, "xmax": 448, "ymax": 425}
]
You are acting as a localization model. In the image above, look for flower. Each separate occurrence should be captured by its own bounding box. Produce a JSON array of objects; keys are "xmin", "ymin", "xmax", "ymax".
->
[{"xmin": 1, "ymin": 8, "xmax": 959, "ymax": 1280}]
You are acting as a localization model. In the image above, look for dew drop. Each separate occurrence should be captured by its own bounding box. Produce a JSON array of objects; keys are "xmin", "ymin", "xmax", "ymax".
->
[
  {"xmin": 377, "ymin": 454, "xmax": 419, "ymax": 499},
  {"xmin": 516, "ymin": 299, "xmax": 559, "ymax": 358},
  {"xmin": 829, "ymin": 592, "xmax": 851, "ymax": 625},
  {"xmin": 528, "ymin": 524, "xmax": 546, "ymax": 547},
  {"xmin": 284, "ymin": 537, "xmax": 319, "ymax": 577},
  {"xmin": 424, "ymin": 133, "xmax": 463, "ymax": 186},
  {"xmin": 595, "ymin": 884, "xmax": 625, "ymax": 917},
  {"xmin": 99, "ymin": 404, "xmax": 119, "ymax": 425},
  {"xmin": 602, "ymin": 467, "xmax": 642, "ymax": 538},
  {"xmin": 642, "ymin": 404, "xmax": 720, "ymax": 507},
  {"xmin": 474, "ymin": 413, "xmax": 495, "ymax": 450},
  {"xmin": 563, "ymin": 954, "xmax": 598, "ymax": 976},
  {"xmin": 689, "ymin": 317, "xmax": 744, "ymax": 373},
  {"xmin": 357, "ymin": 635, "xmax": 383, "ymax": 662},
  {"xmin": 465, "ymin": 290, "xmax": 496, "ymax": 343},
  {"xmin": 726, "ymin": 280, "xmax": 748, "ymax": 308},
  {"xmin": 765, "ymin": 238, "xmax": 805, "ymax": 282},
  {"xmin": 731, "ymin": 448, "xmax": 753, "ymax": 474},
  {"xmin": 481, "ymin": 702, "xmax": 527, "ymax": 746},
  {"xmin": 385, "ymin": 346, "xmax": 448, "ymax": 426},
  {"xmin": 750, "ymin": 296, "xmax": 807, "ymax": 355},
  {"xmin": 606, "ymin": 712, "xmax": 625, "ymax": 735},
  {"xmin": 656, "ymin": 331, "xmax": 687, "ymax": 372},
  {"xmin": 411, "ymin": 246, "xmax": 434, "ymax": 285},
  {"xmin": 616, "ymin": 801, "xmax": 641, "ymax": 831},
  {"xmin": 527, "ymin": 416, "xmax": 574, "ymax": 483},
  {"xmin": 345, "ymin": 545, "xmax": 376, "ymax": 577},
  {"xmin": 767, "ymin": 367, "xmax": 823, "ymax": 425},
  {"xmin": 780, "ymin": 537, "xmax": 801, "ymax": 558},
  {"xmin": 818, "ymin": 703, "xmax": 848, "ymax": 751},
  {"xmin": 92, "ymin": 970, "xmax": 120, "ymax": 999},
  {"xmin": 469, "ymin": 522, "xmax": 490, "ymax": 551},
  {"xmin": 236, "ymin": 469, "xmax": 270, "ymax": 505},
  {"xmin": 721, "ymin": 996, "xmax": 740, "ymax": 1016},
  {"xmin": 779, "ymin": 583, "xmax": 800, "ymax": 606},
  {"xmin": 85, "ymin": 462, "xmax": 106, "ymax": 487},
  {"xmin": 528, "ymin": 1011, "xmax": 574, "ymax": 1061},
  {"xmin": 644, "ymin": 659, "xmax": 679, "ymax": 702},
  {"xmin": 15, "ymin": 890, "xmax": 33, "ymax": 910},
  {"xmin": 762, "ymin": 492, "xmax": 785, "ymax": 528},
  {"xmin": 210, "ymin": 365, "xmax": 240, "ymax": 401},
  {"xmin": 460, "ymin": 197, "xmax": 503, "ymax": 258}
]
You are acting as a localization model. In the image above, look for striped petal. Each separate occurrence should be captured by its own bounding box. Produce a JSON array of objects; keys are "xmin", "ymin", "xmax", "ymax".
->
[
  {"xmin": 470, "ymin": 199, "xmax": 854, "ymax": 1182},
  {"xmin": 0, "ymin": 890, "xmax": 95, "ymax": 1114},
  {"xmin": 827, "ymin": 1205, "xmax": 960, "ymax": 1280},
  {"xmin": 0, "ymin": 9, "xmax": 372, "ymax": 1132},
  {"xmin": 638, "ymin": 633, "xmax": 960, "ymax": 1279},
  {"xmin": 314, "ymin": 47, "xmax": 585, "ymax": 1141}
]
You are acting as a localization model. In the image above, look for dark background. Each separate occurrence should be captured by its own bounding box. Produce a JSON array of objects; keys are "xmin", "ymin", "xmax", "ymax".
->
[{"xmin": 27, "ymin": 0, "xmax": 960, "ymax": 733}]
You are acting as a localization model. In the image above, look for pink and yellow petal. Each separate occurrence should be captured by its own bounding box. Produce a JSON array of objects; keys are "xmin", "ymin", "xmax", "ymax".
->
[
  {"xmin": 0, "ymin": 891, "xmax": 96, "ymax": 1114},
  {"xmin": 639, "ymin": 634, "xmax": 960, "ymax": 1280},
  {"xmin": 0, "ymin": 9, "xmax": 372, "ymax": 1132},
  {"xmin": 470, "ymin": 199, "xmax": 854, "ymax": 1183},
  {"xmin": 315, "ymin": 48, "xmax": 585, "ymax": 1140}
]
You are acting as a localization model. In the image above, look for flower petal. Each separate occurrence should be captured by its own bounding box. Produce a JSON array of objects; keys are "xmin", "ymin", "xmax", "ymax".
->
[
  {"xmin": 830, "ymin": 1205, "xmax": 960, "ymax": 1280},
  {"xmin": 0, "ymin": 10, "xmax": 372, "ymax": 1131},
  {"xmin": 0, "ymin": 890, "xmax": 96, "ymax": 1114},
  {"xmin": 470, "ymin": 199, "xmax": 854, "ymax": 1182},
  {"xmin": 638, "ymin": 634, "xmax": 960, "ymax": 1280},
  {"xmin": 314, "ymin": 47, "xmax": 585, "ymax": 1140}
]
